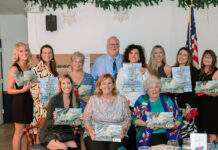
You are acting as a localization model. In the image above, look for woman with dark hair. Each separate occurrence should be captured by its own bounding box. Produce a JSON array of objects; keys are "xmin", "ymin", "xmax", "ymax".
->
[
  {"xmin": 197, "ymin": 50, "xmax": 218, "ymax": 142},
  {"xmin": 171, "ymin": 47, "xmax": 198, "ymax": 139},
  {"xmin": 31, "ymin": 44, "xmax": 59, "ymax": 126},
  {"xmin": 83, "ymin": 74, "xmax": 131, "ymax": 150},
  {"xmin": 116, "ymin": 44, "xmax": 150, "ymax": 150},
  {"xmin": 148, "ymin": 45, "xmax": 171, "ymax": 78},
  {"xmin": 7, "ymin": 42, "xmax": 33, "ymax": 150},
  {"xmin": 39, "ymin": 44, "xmax": 58, "ymax": 76},
  {"xmin": 39, "ymin": 74, "xmax": 78, "ymax": 149}
]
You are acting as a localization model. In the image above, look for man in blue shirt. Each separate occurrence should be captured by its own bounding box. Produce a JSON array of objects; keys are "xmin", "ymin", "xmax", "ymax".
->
[{"xmin": 91, "ymin": 36, "xmax": 123, "ymax": 84}]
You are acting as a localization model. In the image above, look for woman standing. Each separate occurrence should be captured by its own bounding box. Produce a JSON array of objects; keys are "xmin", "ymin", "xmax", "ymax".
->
[
  {"xmin": 116, "ymin": 44, "xmax": 150, "ymax": 150},
  {"xmin": 7, "ymin": 42, "xmax": 33, "ymax": 150},
  {"xmin": 68, "ymin": 51, "xmax": 95, "ymax": 150},
  {"xmin": 83, "ymin": 74, "xmax": 131, "ymax": 150},
  {"xmin": 197, "ymin": 50, "xmax": 218, "ymax": 142},
  {"xmin": 39, "ymin": 74, "xmax": 78, "ymax": 149},
  {"xmin": 172, "ymin": 47, "xmax": 198, "ymax": 138},
  {"xmin": 148, "ymin": 45, "xmax": 171, "ymax": 78},
  {"xmin": 68, "ymin": 51, "xmax": 95, "ymax": 112},
  {"xmin": 31, "ymin": 44, "xmax": 58, "ymax": 126}
]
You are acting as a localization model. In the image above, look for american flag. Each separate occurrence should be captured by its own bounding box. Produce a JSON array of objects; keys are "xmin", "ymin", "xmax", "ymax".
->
[{"xmin": 186, "ymin": 5, "xmax": 199, "ymax": 69}]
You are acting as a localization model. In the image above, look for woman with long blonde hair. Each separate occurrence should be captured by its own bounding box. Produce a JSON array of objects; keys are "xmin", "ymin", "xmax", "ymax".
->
[
  {"xmin": 7, "ymin": 42, "xmax": 33, "ymax": 150},
  {"xmin": 39, "ymin": 74, "xmax": 78, "ymax": 149},
  {"xmin": 148, "ymin": 45, "xmax": 171, "ymax": 78}
]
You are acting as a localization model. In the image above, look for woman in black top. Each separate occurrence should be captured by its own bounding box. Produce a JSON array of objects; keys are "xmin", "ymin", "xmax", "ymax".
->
[
  {"xmin": 172, "ymin": 47, "xmax": 198, "ymax": 139},
  {"xmin": 7, "ymin": 42, "xmax": 33, "ymax": 150},
  {"xmin": 197, "ymin": 50, "xmax": 218, "ymax": 143},
  {"xmin": 39, "ymin": 74, "xmax": 79, "ymax": 149}
]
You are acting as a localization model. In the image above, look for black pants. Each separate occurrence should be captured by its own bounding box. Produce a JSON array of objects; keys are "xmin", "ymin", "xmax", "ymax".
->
[
  {"xmin": 149, "ymin": 133, "xmax": 168, "ymax": 146},
  {"xmin": 84, "ymin": 136, "xmax": 129, "ymax": 150}
]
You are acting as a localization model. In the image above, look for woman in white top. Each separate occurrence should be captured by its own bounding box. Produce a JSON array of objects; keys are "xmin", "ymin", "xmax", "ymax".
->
[
  {"xmin": 116, "ymin": 44, "xmax": 150, "ymax": 150},
  {"xmin": 116, "ymin": 44, "xmax": 150, "ymax": 108}
]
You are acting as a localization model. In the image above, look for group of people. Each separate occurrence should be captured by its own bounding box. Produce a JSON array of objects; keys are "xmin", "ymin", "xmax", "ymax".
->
[{"xmin": 7, "ymin": 36, "xmax": 218, "ymax": 150}]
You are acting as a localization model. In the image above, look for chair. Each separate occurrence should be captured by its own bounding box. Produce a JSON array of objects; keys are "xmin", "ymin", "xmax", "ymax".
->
[{"xmin": 23, "ymin": 117, "xmax": 47, "ymax": 150}]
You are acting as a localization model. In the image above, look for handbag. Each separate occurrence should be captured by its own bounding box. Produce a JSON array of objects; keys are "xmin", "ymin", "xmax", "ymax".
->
[{"xmin": 49, "ymin": 125, "xmax": 76, "ymax": 142}]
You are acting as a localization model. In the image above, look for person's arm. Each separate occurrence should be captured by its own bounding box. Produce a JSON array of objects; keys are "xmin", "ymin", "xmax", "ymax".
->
[
  {"xmin": 7, "ymin": 66, "xmax": 32, "ymax": 94},
  {"xmin": 44, "ymin": 96, "xmax": 57, "ymax": 125},
  {"xmin": 142, "ymin": 68, "xmax": 150, "ymax": 81},
  {"xmin": 134, "ymin": 119, "xmax": 147, "ymax": 127},
  {"xmin": 119, "ymin": 95, "xmax": 131, "ymax": 138},
  {"xmin": 90, "ymin": 75, "xmax": 95, "ymax": 95},
  {"xmin": 83, "ymin": 96, "xmax": 94, "ymax": 140},
  {"xmin": 131, "ymin": 96, "xmax": 145, "ymax": 126},
  {"xmin": 169, "ymin": 97, "xmax": 182, "ymax": 129}
]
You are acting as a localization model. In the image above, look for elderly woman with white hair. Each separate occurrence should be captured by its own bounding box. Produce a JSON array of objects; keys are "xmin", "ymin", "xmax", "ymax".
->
[{"xmin": 131, "ymin": 76, "xmax": 182, "ymax": 148}]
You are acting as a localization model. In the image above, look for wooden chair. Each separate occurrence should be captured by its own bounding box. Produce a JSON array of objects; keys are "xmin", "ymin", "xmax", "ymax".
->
[{"xmin": 23, "ymin": 117, "xmax": 46, "ymax": 150}]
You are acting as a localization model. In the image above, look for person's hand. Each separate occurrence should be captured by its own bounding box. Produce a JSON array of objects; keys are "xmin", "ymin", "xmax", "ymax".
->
[
  {"xmin": 43, "ymin": 103, "xmax": 48, "ymax": 109},
  {"xmin": 81, "ymin": 96, "xmax": 89, "ymax": 103},
  {"xmin": 166, "ymin": 121, "xmax": 181, "ymax": 130},
  {"xmin": 139, "ymin": 67, "xmax": 146, "ymax": 75},
  {"xmin": 53, "ymin": 111, "xmax": 57, "ymax": 120},
  {"xmin": 80, "ymin": 113, "xmax": 84, "ymax": 120},
  {"xmin": 143, "ymin": 121, "xmax": 147, "ymax": 127},
  {"xmin": 22, "ymin": 81, "xmax": 32, "ymax": 92},
  {"xmin": 205, "ymin": 91, "xmax": 217, "ymax": 97},
  {"xmin": 150, "ymin": 127, "xmax": 159, "ymax": 130},
  {"xmin": 120, "ymin": 128, "xmax": 126, "ymax": 139},
  {"xmin": 89, "ymin": 129, "xmax": 95, "ymax": 141},
  {"xmin": 184, "ymin": 107, "xmax": 191, "ymax": 118}
]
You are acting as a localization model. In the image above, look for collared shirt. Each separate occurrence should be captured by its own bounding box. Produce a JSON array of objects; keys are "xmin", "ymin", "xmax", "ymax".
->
[{"xmin": 91, "ymin": 53, "xmax": 122, "ymax": 84}]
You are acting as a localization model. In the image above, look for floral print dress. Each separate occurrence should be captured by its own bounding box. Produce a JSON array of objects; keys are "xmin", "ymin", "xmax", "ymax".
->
[{"xmin": 30, "ymin": 60, "xmax": 54, "ymax": 126}]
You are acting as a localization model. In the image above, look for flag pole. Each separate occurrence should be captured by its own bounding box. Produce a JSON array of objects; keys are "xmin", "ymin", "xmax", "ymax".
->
[{"xmin": 188, "ymin": 0, "xmax": 193, "ymax": 49}]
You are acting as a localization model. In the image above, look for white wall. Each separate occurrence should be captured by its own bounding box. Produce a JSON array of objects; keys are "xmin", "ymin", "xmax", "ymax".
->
[
  {"xmin": 27, "ymin": 1, "xmax": 218, "ymax": 64},
  {"xmin": 0, "ymin": 15, "xmax": 28, "ymax": 90}
]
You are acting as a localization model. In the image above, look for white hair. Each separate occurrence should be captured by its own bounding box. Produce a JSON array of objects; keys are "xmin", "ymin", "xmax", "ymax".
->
[{"xmin": 143, "ymin": 76, "xmax": 162, "ymax": 91}]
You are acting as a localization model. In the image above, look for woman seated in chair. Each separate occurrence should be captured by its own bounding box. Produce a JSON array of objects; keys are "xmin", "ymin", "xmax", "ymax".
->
[
  {"xmin": 39, "ymin": 74, "xmax": 79, "ymax": 150},
  {"xmin": 132, "ymin": 76, "xmax": 182, "ymax": 148}
]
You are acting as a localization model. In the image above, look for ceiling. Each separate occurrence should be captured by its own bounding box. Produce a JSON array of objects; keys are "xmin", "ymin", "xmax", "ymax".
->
[{"xmin": 0, "ymin": 0, "xmax": 26, "ymax": 14}]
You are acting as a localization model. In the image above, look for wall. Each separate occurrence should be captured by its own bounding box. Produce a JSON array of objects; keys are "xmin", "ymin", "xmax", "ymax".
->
[
  {"xmin": 0, "ymin": 14, "xmax": 28, "ymax": 90},
  {"xmin": 27, "ymin": 1, "xmax": 218, "ymax": 66}
]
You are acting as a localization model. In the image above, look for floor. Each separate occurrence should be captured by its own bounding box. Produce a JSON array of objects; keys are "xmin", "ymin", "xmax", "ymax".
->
[{"xmin": 0, "ymin": 123, "xmax": 14, "ymax": 150}]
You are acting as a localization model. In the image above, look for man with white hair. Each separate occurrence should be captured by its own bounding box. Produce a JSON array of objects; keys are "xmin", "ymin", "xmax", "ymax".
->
[{"xmin": 91, "ymin": 36, "xmax": 122, "ymax": 84}]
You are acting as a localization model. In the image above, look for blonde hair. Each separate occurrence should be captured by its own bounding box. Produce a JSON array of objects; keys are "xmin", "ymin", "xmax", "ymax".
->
[
  {"xmin": 94, "ymin": 74, "xmax": 119, "ymax": 97},
  {"xmin": 56, "ymin": 74, "xmax": 78, "ymax": 108},
  {"xmin": 11, "ymin": 42, "xmax": 32, "ymax": 67},
  {"xmin": 148, "ymin": 45, "xmax": 166, "ymax": 76},
  {"xmin": 71, "ymin": 51, "xmax": 85, "ymax": 64}
]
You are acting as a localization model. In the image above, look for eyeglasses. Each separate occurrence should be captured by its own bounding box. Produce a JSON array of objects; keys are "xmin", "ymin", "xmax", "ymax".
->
[
  {"xmin": 148, "ymin": 86, "xmax": 159, "ymax": 89},
  {"xmin": 109, "ymin": 44, "xmax": 119, "ymax": 47}
]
